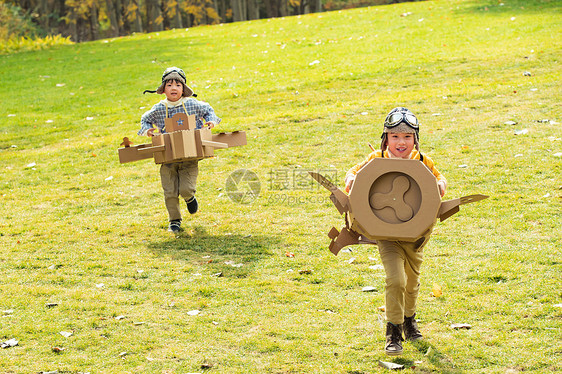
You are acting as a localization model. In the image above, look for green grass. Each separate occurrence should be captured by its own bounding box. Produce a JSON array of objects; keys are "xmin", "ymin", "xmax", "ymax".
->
[{"xmin": 1, "ymin": 0, "xmax": 561, "ymax": 372}]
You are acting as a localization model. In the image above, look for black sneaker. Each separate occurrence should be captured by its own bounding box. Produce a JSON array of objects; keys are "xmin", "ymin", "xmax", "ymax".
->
[
  {"xmin": 404, "ymin": 314, "xmax": 423, "ymax": 341},
  {"xmin": 186, "ymin": 196, "xmax": 198, "ymax": 214},
  {"xmin": 384, "ymin": 322, "xmax": 404, "ymax": 356},
  {"xmin": 168, "ymin": 220, "xmax": 181, "ymax": 233}
]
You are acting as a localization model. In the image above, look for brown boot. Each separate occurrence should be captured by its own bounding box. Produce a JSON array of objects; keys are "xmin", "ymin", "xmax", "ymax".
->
[
  {"xmin": 384, "ymin": 322, "xmax": 403, "ymax": 356},
  {"xmin": 404, "ymin": 314, "xmax": 423, "ymax": 341}
]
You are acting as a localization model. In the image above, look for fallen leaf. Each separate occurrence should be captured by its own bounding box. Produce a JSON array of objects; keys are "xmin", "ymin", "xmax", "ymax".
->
[
  {"xmin": 458, "ymin": 164, "xmax": 468, "ymax": 168},
  {"xmin": 224, "ymin": 261, "xmax": 243, "ymax": 267},
  {"xmin": 52, "ymin": 346, "xmax": 65, "ymax": 353},
  {"xmin": 187, "ymin": 310, "xmax": 201, "ymax": 316},
  {"xmin": 378, "ymin": 360, "xmax": 404, "ymax": 370},
  {"xmin": 118, "ymin": 351, "xmax": 128, "ymax": 357},
  {"xmin": 285, "ymin": 252, "xmax": 295, "ymax": 258},
  {"xmin": 514, "ymin": 129, "xmax": 528, "ymax": 135},
  {"xmin": 369, "ymin": 264, "xmax": 384, "ymax": 270},
  {"xmin": 26, "ymin": 162, "xmax": 37, "ymax": 169},
  {"xmin": 348, "ymin": 257, "xmax": 356, "ymax": 264},
  {"xmin": 201, "ymin": 362, "xmax": 214, "ymax": 369},
  {"xmin": 553, "ymin": 153, "xmax": 562, "ymax": 158},
  {"xmin": 2, "ymin": 309, "xmax": 14, "ymax": 315},
  {"xmin": 1, "ymin": 338, "xmax": 18, "ymax": 348},
  {"xmin": 298, "ymin": 269, "xmax": 312, "ymax": 274},
  {"xmin": 115, "ymin": 315, "xmax": 126, "ymax": 320},
  {"xmin": 432, "ymin": 283, "xmax": 443, "ymax": 297},
  {"xmin": 59, "ymin": 331, "xmax": 73, "ymax": 338},
  {"xmin": 450, "ymin": 323, "xmax": 472, "ymax": 329},
  {"xmin": 45, "ymin": 302, "xmax": 58, "ymax": 308},
  {"xmin": 378, "ymin": 305, "xmax": 386, "ymax": 312},
  {"xmin": 362, "ymin": 286, "xmax": 377, "ymax": 292},
  {"xmin": 504, "ymin": 120, "xmax": 517, "ymax": 125},
  {"xmin": 211, "ymin": 272, "xmax": 223, "ymax": 277}
]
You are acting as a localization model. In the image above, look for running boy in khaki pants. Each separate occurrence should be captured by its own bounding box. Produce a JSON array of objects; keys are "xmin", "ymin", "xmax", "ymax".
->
[
  {"xmin": 345, "ymin": 107, "xmax": 447, "ymax": 356},
  {"xmin": 139, "ymin": 67, "xmax": 221, "ymax": 232}
]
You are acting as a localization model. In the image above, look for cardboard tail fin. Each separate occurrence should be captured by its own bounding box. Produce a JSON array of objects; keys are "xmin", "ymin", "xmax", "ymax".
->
[{"xmin": 328, "ymin": 226, "xmax": 361, "ymax": 256}]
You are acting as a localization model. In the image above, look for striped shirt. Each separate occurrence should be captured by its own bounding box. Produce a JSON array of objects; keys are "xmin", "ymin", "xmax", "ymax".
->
[{"xmin": 139, "ymin": 97, "xmax": 221, "ymax": 136}]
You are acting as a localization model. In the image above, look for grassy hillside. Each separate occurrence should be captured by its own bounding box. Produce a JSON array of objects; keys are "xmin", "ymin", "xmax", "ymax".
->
[{"xmin": 0, "ymin": 0, "xmax": 561, "ymax": 372}]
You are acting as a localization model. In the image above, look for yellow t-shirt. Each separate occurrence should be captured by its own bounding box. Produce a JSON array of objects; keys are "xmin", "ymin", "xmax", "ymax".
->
[{"xmin": 346, "ymin": 149, "xmax": 446, "ymax": 184}]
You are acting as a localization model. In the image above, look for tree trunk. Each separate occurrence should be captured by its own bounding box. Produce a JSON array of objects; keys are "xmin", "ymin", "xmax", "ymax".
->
[
  {"xmin": 311, "ymin": 0, "xmax": 322, "ymax": 13},
  {"xmin": 149, "ymin": 0, "xmax": 164, "ymax": 31},
  {"xmin": 90, "ymin": 2, "xmax": 100, "ymax": 40},
  {"xmin": 174, "ymin": 0, "xmax": 183, "ymax": 28},
  {"xmin": 105, "ymin": 0, "xmax": 120, "ymax": 37},
  {"xmin": 231, "ymin": 0, "xmax": 246, "ymax": 22},
  {"xmin": 247, "ymin": 0, "xmax": 259, "ymax": 20},
  {"xmin": 133, "ymin": 0, "xmax": 143, "ymax": 32}
]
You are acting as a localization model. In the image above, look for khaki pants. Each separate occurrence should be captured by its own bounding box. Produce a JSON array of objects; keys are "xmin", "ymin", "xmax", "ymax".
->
[
  {"xmin": 378, "ymin": 239, "xmax": 426, "ymax": 325},
  {"xmin": 160, "ymin": 160, "xmax": 199, "ymax": 221}
]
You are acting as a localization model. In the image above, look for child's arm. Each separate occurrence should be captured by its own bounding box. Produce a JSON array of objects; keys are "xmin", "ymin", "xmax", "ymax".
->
[
  {"xmin": 437, "ymin": 180, "xmax": 447, "ymax": 197},
  {"xmin": 139, "ymin": 104, "xmax": 164, "ymax": 136},
  {"xmin": 187, "ymin": 99, "xmax": 221, "ymax": 128},
  {"xmin": 422, "ymin": 154, "xmax": 447, "ymax": 197}
]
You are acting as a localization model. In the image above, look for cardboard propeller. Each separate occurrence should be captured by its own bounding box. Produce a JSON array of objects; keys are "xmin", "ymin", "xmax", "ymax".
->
[
  {"xmin": 310, "ymin": 158, "xmax": 488, "ymax": 255},
  {"xmin": 118, "ymin": 113, "xmax": 246, "ymax": 164}
]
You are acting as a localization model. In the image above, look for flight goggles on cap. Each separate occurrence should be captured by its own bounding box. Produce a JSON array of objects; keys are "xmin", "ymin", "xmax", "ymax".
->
[
  {"xmin": 384, "ymin": 110, "xmax": 419, "ymax": 130},
  {"xmin": 162, "ymin": 67, "xmax": 186, "ymax": 82}
]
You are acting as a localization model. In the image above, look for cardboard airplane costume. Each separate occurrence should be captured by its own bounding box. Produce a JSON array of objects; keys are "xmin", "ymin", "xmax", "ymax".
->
[
  {"xmin": 118, "ymin": 112, "xmax": 246, "ymax": 164},
  {"xmin": 310, "ymin": 158, "xmax": 488, "ymax": 255}
]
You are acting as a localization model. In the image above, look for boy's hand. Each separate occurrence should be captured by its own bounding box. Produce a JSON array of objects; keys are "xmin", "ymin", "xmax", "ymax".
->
[
  {"xmin": 344, "ymin": 175, "xmax": 355, "ymax": 193},
  {"xmin": 206, "ymin": 121, "xmax": 217, "ymax": 129},
  {"xmin": 438, "ymin": 181, "xmax": 447, "ymax": 197},
  {"xmin": 146, "ymin": 128, "xmax": 156, "ymax": 137}
]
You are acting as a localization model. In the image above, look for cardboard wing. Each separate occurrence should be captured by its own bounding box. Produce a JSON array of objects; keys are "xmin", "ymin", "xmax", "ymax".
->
[
  {"xmin": 438, "ymin": 194, "xmax": 488, "ymax": 221},
  {"xmin": 118, "ymin": 124, "xmax": 246, "ymax": 165},
  {"xmin": 308, "ymin": 172, "xmax": 349, "ymax": 215}
]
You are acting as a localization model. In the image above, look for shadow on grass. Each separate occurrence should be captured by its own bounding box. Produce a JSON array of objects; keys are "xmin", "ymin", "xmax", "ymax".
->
[
  {"xmin": 374, "ymin": 340, "xmax": 463, "ymax": 374},
  {"xmin": 409, "ymin": 340, "xmax": 464, "ymax": 373},
  {"xmin": 147, "ymin": 225, "xmax": 281, "ymax": 278}
]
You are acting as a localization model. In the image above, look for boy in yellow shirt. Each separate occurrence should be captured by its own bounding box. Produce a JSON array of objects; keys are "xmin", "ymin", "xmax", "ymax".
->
[{"xmin": 344, "ymin": 107, "xmax": 446, "ymax": 356}]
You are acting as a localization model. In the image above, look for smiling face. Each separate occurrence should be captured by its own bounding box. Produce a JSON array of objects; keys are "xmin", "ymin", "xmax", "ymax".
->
[
  {"xmin": 386, "ymin": 132, "xmax": 415, "ymax": 159},
  {"xmin": 163, "ymin": 79, "xmax": 184, "ymax": 101}
]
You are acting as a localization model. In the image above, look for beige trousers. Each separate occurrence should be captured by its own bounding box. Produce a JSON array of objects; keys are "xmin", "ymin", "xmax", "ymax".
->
[
  {"xmin": 159, "ymin": 160, "xmax": 199, "ymax": 221},
  {"xmin": 377, "ymin": 239, "xmax": 426, "ymax": 325}
]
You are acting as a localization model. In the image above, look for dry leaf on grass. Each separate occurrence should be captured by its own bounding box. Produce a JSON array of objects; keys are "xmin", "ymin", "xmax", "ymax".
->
[
  {"xmin": 362, "ymin": 286, "xmax": 377, "ymax": 292},
  {"xmin": 378, "ymin": 360, "xmax": 404, "ymax": 370},
  {"xmin": 451, "ymin": 323, "xmax": 472, "ymax": 329},
  {"xmin": 1, "ymin": 338, "xmax": 18, "ymax": 348},
  {"xmin": 432, "ymin": 283, "xmax": 443, "ymax": 297}
]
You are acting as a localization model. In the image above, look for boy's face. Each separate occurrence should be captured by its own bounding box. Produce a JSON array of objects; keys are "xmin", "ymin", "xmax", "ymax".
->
[
  {"xmin": 163, "ymin": 79, "xmax": 183, "ymax": 101},
  {"xmin": 386, "ymin": 132, "xmax": 415, "ymax": 159}
]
